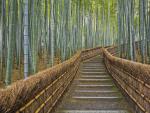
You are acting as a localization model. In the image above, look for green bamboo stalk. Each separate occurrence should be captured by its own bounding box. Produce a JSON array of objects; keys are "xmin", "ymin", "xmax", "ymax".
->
[
  {"xmin": 23, "ymin": 0, "xmax": 29, "ymax": 78},
  {"xmin": 5, "ymin": 0, "xmax": 16, "ymax": 85}
]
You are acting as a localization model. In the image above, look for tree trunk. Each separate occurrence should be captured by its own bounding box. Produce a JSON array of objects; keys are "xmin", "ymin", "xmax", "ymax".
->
[{"xmin": 23, "ymin": 0, "xmax": 29, "ymax": 78}]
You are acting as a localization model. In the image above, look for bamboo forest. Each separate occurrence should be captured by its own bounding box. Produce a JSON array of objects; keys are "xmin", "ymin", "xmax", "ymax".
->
[
  {"xmin": 0, "ymin": 0, "xmax": 150, "ymax": 113},
  {"xmin": 0, "ymin": 0, "xmax": 148, "ymax": 86},
  {"xmin": 0, "ymin": 0, "xmax": 116, "ymax": 86}
]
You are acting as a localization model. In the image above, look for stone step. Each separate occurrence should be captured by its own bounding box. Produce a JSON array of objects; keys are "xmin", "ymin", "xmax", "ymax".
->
[
  {"xmin": 82, "ymin": 66, "xmax": 105, "ymax": 68},
  {"xmin": 83, "ymin": 63, "xmax": 103, "ymax": 65},
  {"xmin": 81, "ymin": 70, "xmax": 107, "ymax": 73},
  {"xmin": 76, "ymin": 81, "xmax": 114, "ymax": 85},
  {"xmin": 77, "ymin": 84, "xmax": 114, "ymax": 87},
  {"xmin": 81, "ymin": 71, "xmax": 107, "ymax": 73},
  {"xmin": 82, "ymin": 68, "xmax": 106, "ymax": 71},
  {"xmin": 83, "ymin": 61, "xmax": 103, "ymax": 63},
  {"xmin": 81, "ymin": 72, "xmax": 107, "ymax": 75},
  {"xmin": 78, "ymin": 79, "xmax": 112, "ymax": 82},
  {"xmin": 82, "ymin": 66, "xmax": 105, "ymax": 69},
  {"xmin": 73, "ymin": 92, "xmax": 121, "ymax": 97},
  {"xmin": 75, "ymin": 90, "xmax": 119, "ymax": 93},
  {"xmin": 82, "ymin": 65, "xmax": 105, "ymax": 67},
  {"xmin": 55, "ymin": 100, "xmax": 131, "ymax": 112},
  {"xmin": 75, "ymin": 85, "xmax": 117, "ymax": 91},
  {"xmin": 81, "ymin": 68, "xmax": 106, "ymax": 71},
  {"xmin": 57, "ymin": 110, "xmax": 129, "ymax": 113},
  {"xmin": 72, "ymin": 96, "xmax": 122, "ymax": 101},
  {"xmin": 82, "ymin": 64, "xmax": 104, "ymax": 66},
  {"xmin": 84, "ymin": 61, "xmax": 102, "ymax": 63},
  {"xmin": 86, "ymin": 59, "xmax": 103, "ymax": 61},
  {"xmin": 80, "ymin": 76, "xmax": 110, "ymax": 79},
  {"xmin": 81, "ymin": 70, "xmax": 106, "ymax": 72},
  {"xmin": 84, "ymin": 58, "xmax": 102, "ymax": 60},
  {"xmin": 83, "ymin": 65, "xmax": 104, "ymax": 66},
  {"xmin": 85, "ymin": 59, "xmax": 103, "ymax": 61},
  {"xmin": 81, "ymin": 75, "xmax": 109, "ymax": 77}
]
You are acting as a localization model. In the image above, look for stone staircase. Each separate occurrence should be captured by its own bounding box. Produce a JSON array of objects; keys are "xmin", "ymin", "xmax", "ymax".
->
[{"xmin": 54, "ymin": 56, "xmax": 133, "ymax": 113}]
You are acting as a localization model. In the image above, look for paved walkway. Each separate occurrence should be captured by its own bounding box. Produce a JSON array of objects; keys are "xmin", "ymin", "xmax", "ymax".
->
[{"xmin": 54, "ymin": 56, "xmax": 133, "ymax": 113}]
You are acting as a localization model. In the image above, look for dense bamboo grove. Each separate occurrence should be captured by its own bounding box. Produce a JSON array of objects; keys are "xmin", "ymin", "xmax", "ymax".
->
[
  {"xmin": 0, "ymin": 0, "xmax": 149, "ymax": 86},
  {"xmin": 117, "ymin": 0, "xmax": 150, "ymax": 63},
  {"xmin": 0, "ymin": 0, "xmax": 117, "ymax": 86}
]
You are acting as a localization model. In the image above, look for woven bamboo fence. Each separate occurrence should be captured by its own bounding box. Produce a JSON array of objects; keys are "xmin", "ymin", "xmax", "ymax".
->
[
  {"xmin": 0, "ymin": 47, "xmax": 101, "ymax": 113},
  {"xmin": 103, "ymin": 48, "xmax": 150, "ymax": 113}
]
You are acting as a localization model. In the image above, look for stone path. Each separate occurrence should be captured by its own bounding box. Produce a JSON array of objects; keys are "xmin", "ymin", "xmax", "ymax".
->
[{"xmin": 54, "ymin": 56, "xmax": 133, "ymax": 113}]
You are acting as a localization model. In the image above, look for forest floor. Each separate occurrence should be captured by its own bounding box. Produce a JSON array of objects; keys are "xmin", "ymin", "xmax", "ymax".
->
[
  {"xmin": 114, "ymin": 48, "xmax": 150, "ymax": 63},
  {"xmin": 0, "ymin": 57, "xmax": 61, "ymax": 89},
  {"xmin": 0, "ymin": 49, "xmax": 149, "ymax": 89}
]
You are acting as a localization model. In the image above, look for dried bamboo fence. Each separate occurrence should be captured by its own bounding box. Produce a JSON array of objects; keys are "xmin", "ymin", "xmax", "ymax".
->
[
  {"xmin": 0, "ymin": 47, "xmax": 101, "ymax": 113},
  {"xmin": 0, "ymin": 46, "xmax": 149, "ymax": 113},
  {"xmin": 103, "ymin": 48, "xmax": 150, "ymax": 113}
]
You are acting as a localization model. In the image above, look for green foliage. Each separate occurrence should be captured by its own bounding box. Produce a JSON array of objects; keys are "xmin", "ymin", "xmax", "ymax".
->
[{"xmin": 1, "ymin": 0, "xmax": 149, "ymax": 86}]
